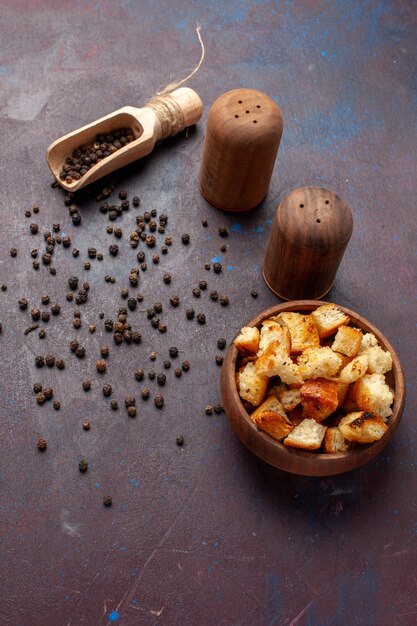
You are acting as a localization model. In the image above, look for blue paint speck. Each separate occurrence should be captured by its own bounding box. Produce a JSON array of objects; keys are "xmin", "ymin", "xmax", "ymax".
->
[
  {"xmin": 130, "ymin": 478, "xmax": 139, "ymax": 488},
  {"xmin": 95, "ymin": 483, "xmax": 100, "ymax": 488},
  {"xmin": 211, "ymin": 255, "xmax": 222, "ymax": 263},
  {"xmin": 119, "ymin": 546, "xmax": 128, "ymax": 551},
  {"xmin": 231, "ymin": 223, "xmax": 241, "ymax": 232},
  {"xmin": 393, "ymin": 234, "xmax": 398, "ymax": 241},
  {"xmin": 108, "ymin": 611, "xmax": 119, "ymax": 622},
  {"xmin": 321, "ymin": 50, "xmax": 327, "ymax": 56},
  {"xmin": 227, "ymin": 265, "xmax": 234, "ymax": 271},
  {"xmin": 255, "ymin": 226, "xmax": 263, "ymax": 233}
]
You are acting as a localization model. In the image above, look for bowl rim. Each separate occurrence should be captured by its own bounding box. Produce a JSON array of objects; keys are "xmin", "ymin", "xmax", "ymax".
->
[{"xmin": 220, "ymin": 300, "xmax": 405, "ymax": 476}]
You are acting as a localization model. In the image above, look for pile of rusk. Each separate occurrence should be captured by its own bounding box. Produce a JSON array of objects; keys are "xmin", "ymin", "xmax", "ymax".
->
[{"xmin": 234, "ymin": 303, "xmax": 394, "ymax": 453}]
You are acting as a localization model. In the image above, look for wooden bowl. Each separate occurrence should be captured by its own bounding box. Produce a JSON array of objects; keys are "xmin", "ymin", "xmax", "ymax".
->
[{"xmin": 220, "ymin": 301, "xmax": 405, "ymax": 476}]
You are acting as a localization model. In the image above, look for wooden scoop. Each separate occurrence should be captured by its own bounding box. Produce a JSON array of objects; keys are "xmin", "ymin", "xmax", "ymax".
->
[{"xmin": 46, "ymin": 87, "xmax": 203, "ymax": 192}]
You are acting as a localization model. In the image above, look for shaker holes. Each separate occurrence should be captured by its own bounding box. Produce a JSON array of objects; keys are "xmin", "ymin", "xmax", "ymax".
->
[
  {"xmin": 300, "ymin": 204, "xmax": 304, "ymax": 208},
  {"xmin": 246, "ymin": 110, "xmax": 250, "ymax": 113},
  {"xmin": 256, "ymin": 105, "xmax": 261, "ymax": 108},
  {"xmin": 253, "ymin": 120, "xmax": 257, "ymax": 123},
  {"xmin": 325, "ymin": 200, "xmax": 330, "ymax": 204},
  {"xmin": 316, "ymin": 219, "xmax": 321, "ymax": 223},
  {"xmin": 238, "ymin": 100, "xmax": 242, "ymax": 103},
  {"xmin": 235, "ymin": 115, "xmax": 239, "ymax": 118}
]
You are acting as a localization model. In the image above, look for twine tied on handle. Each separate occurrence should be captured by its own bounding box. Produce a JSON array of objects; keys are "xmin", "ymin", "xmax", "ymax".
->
[{"xmin": 146, "ymin": 24, "xmax": 205, "ymax": 137}]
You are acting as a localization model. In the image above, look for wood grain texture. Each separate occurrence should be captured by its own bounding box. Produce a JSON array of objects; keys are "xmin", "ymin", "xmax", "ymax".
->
[
  {"xmin": 221, "ymin": 301, "xmax": 405, "ymax": 476},
  {"xmin": 199, "ymin": 88, "xmax": 283, "ymax": 210},
  {"xmin": 263, "ymin": 187, "xmax": 353, "ymax": 299}
]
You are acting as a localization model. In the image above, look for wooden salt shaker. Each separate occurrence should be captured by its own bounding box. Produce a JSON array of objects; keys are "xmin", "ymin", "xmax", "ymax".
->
[
  {"xmin": 263, "ymin": 187, "xmax": 353, "ymax": 300},
  {"xmin": 199, "ymin": 88, "xmax": 283, "ymax": 211}
]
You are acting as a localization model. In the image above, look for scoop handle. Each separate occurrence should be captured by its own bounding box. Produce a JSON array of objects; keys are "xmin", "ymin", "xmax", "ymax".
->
[{"xmin": 145, "ymin": 87, "xmax": 203, "ymax": 139}]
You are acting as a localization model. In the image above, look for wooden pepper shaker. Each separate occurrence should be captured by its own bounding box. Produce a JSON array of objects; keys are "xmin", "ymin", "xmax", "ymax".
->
[
  {"xmin": 263, "ymin": 187, "xmax": 353, "ymax": 300},
  {"xmin": 199, "ymin": 88, "xmax": 283, "ymax": 211}
]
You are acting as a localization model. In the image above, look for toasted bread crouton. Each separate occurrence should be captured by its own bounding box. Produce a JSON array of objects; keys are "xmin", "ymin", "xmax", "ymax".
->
[
  {"xmin": 323, "ymin": 427, "xmax": 350, "ymax": 453},
  {"xmin": 298, "ymin": 346, "xmax": 342, "ymax": 380},
  {"xmin": 362, "ymin": 345, "xmax": 393, "ymax": 375},
  {"xmin": 359, "ymin": 332, "xmax": 379, "ymax": 354},
  {"xmin": 331, "ymin": 325, "xmax": 363, "ymax": 357},
  {"xmin": 339, "ymin": 354, "xmax": 369, "ymax": 384},
  {"xmin": 257, "ymin": 320, "xmax": 291, "ymax": 355},
  {"xmin": 300, "ymin": 377, "xmax": 339, "ymax": 422},
  {"xmin": 273, "ymin": 312, "xmax": 320, "ymax": 354},
  {"xmin": 234, "ymin": 326, "xmax": 260, "ymax": 356},
  {"xmin": 256, "ymin": 341, "xmax": 303, "ymax": 385},
  {"xmin": 334, "ymin": 353, "xmax": 354, "ymax": 374},
  {"xmin": 339, "ymin": 411, "xmax": 388, "ymax": 443},
  {"xmin": 337, "ymin": 381, "xmax": 350, "ymax": 407},
  {"xmin": 310, "ymin": 303, "xmax": 350, "ymax": 339},
  {"xmin": 287, "ymin": 404, "xmax": 304, "ymax": 426},
  {"xmin": 251, "ymin": 396, "xmax": 294, "ymax": 441},
  {"xmin": 269, "ymin": 382, "xmax": 302, "ymax": 411},
  {"xmin": 341, "ymin": 384, "xmax": 359, "ymax": 413},
  {"xmin": 353, "ymin": 373, "xmax": 394, "ymax": 419},
  {"xmin": 237, "ymin": 362, "xmax": 269, "ymax": 406},
  {"xmin": 284, "ymin": 419, "xmax": 327, "ymax": 450}
]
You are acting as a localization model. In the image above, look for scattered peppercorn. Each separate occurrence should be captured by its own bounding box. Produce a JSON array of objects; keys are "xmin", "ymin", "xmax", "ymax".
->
[
  {"xmin": 214, "ymin": 404, "xmax": 224, "ymax": 414},
  {"xmin": 148, "ymin": 371, "xmax": 156, "ymax": 380},
  {"xmin": 186, "ymin": 308, "xmax": 195, "ymax": 320},
  {"xmin": 210, "ymin": 291, "xmax": 219, "ymax": 301},
  {"xmin": 154, "ymin": 394, "xmax": 164, "ymax": 408},
  {"xmin": 213, "ymin": 262, "xmax": 222, "ymax": 274},
  {"xmin": 35, "ymin": 355, "xmax": 45, "ymax": 368},
  {"xmin": 43, "ymin": 387, "xmax": 53, "ymax": 400},
  {"xmin": 174, "ymin": 367, "xmax": 182, "ymax": 378},
  {"xmin": 103, "ymin": 384, "xmax": 112, "ymax": 397},
  {"xmin": 38, "ymin": 329, "xmax": 46, "ymax": 339},
  {"xmin": 56, "ymin": 359, "xmax": 65, "ymax": 369},
  {"xmin": 204, "ymin": 262, "xmax": 211, "ymax": 270},
  {"xmin": 45, "ymin": 354, "xmax": 55, "ymax": 368},
  {"xmin": 217, "ymin": 338, "xmax": 227, "ymax": 349},
  {"xmin": 51, "ymin": 303, "xmax": 60, "ymax": 315},
  {"xmin": 205, "ymin": 405, "xmax": 213, "ymax": 415},
  {"xmin": 37, "ymin": 438, "xmax": 47, "ymax": 451},
  {"xmin": 157, "ymin": 373, "xmax": 166, "ymax": 386},
  {"xmin": 141, "ymin": 388, "xmax": 150, "ymax": 400},
  {"xmin": 182, "ymin": 361, "xmax": 190, "ymax": 371},
  {"xmin": 163, "ymin": 273, "xmax": 171, "ymax": 284},
  {"xmin": 79, "ymin": 460, "xmax": 88, "ymax": 473},
  {"xmin": 82, "ymin": 420, "xmax": 90, "ymax": 430},
  {"xmin": 127, "ymin": 406, "xmax": 136, "ymax": 417},
  {"xmin": 96, "ymin": 359, "xmax": 107, "ymax": 373},
  {"xmin": 75, "ymin": 346, "xmax": 86, "ymax": 358},
  {"xmin": 170, "ymin": 295, "xmax": 180, "ymax": 307},
  {"xmin": 181, "ymin": 233, "xmax": 190, "ymax": 244},
  {"xmin": 218, "ymin": 226, "xmax": 229, "ymax": 237},
  {"xmin": 53, "ymin": 401, "xmax": 61, "ymax": 410},
  {"xmin": 215, "ymin": 355, "xmax": 224, "ymax": 366},
  {"xmin": 192, "ymin": 288, "xmax": 201, "ymax": 298},
  {"xmin": 176, "ymin": 435, "xmax": 184, "ymax": 446},
  {"xmin": 196, "ymin": 313, "xmax": 206, "ymax": 324},
  {"xmin": 103, "ymin": 495, "xmax": 112, "ymax": 507},
  {"xmin": 219, "ymin": 294, "xmax": 229, "ymax": 306},
  {"xmin": 110, "ymin": 399, "xmax": 118, "ymax": 410},
  {"xmin": 220, "ymin": 244, "xmax": 227, "ymax": 252}
]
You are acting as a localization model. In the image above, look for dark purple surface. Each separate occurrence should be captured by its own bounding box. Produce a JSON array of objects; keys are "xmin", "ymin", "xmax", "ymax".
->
[{"xmin": 0, "ymin": 1, "xmax": 416, "ymax": 625}]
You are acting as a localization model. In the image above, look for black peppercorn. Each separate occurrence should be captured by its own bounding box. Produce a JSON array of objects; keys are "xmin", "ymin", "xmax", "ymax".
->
[
  {"xmin": 220, "ymin": 244, "xmax": 227, "ymax": 252},
  {"xmin": 204, "ymin": 262, "xmax": 211, "ymax": 270},
  {"xmin": 181, "ymin": 233, "xmax": 190, "ymax": 244},
  {"xmin": 109, "ymin": 244, "xmax": 119, "ymax": 256},
  {"xmin": 103, "ymin": 495, "xmax": 112, "ymax": 507},
  {"xmin": 251, "ymin": 290, "xmax": 258, "ymax": 298},
  {"xmin": 31, "ymin": 308, "xmax": 41, "ymax": 321},
  {"xmin": 103, "ymin": 384, "xmax": 112, "ymax": 397},
  {"xmin": 163, "ymin": 273, "xmax": 171, "ymax": 284},
  {"xmin": 141, "ymin": 388, "xmax": 150, "ymax": 400},
  {"xmin": 132, "ymin": 332, "xmax": 142, "ymax": 344},
  {"xmin": 196, "ymin": 313, "xmax": 206, "ymax": 324},
  {"xmin": 174, "ymin": 367, "xmax": 182, "ymax": 378},
  {"xmin": 104, "ymin": 319, "xmax": 114, "ymax": 331},
  {"xmin": 176, "ymin": 435, "xmax": 184, "ymax": 446},
  {"xmin": 10, "ymin": 248, "xmax": 17, "ymax": 257},
  {"xmin": 68, "ymin": 276, "xmax": 79, "ymax": 290},
  {"xmin": 56, "ymin": 359, "xmax": 65, "ymax": 369},
  {"xmin": 169, "ymin": 346, "xmax": 179, "ymax": 358},
  {"xmin": 37, "ymin": 438, "xmax": 47, "ymax": 451},
  {"xmin": 75, "ymin": 346, "xmax": 86, "ymax": 358},
  {"xmin": 79, "ymin": 460, "xmax": 88, "ymax": 473},
  {"xmin": 186, "ymin": 308, "xmax": 195, "ymax": 320},
  {"xmin": 205, "ymin": 405, "xmax": 213, "ymax": 415},
  {"xmin": 217, "ymin": 338, "xmax": 227, "ymax": 349},
  {"xmin": 82, "ymin": 420, "xmax": 90, "ymax": 430},
  {"xmin": 134, "ymin": 369, "xmax": 144, "ymax": 381},
  {"xmin": 18, "ymin": 298, "xmax": 28, "ymax": 311},
  {"xmin": 199, "ymin": 280, "xmax": 207, "ymax": 290},
  {"xmin": 51, "ymin": 303, "xmax": 61, "ymax": 315},
  {"xmin": 219, "ymin": 294, "xmax": 229, "ymax": 306},
  {"xmin": 213, "ymin": 263, "xmax": 222, "ymax": 274},
  {"xmin": 82, "ymin": 380, "xmax": 91, "ymax": 391},
  {"xmin": 218, "ymin": 226, "xmax": 229, "ymax": 237},
  {"xmin": 127, "ymin": 406, "xmax": 136, "ymax": 417},
  {"xmin": 192, "ymin": 288, "xmax": 201, "ymax": 298},
  {"xmin": 36, "ymin": 393, "xmax": 46, "ymax": 405},
  {"xmin": 214, "ymin": 404, "xmax": 224, "ymax": 414},
  {"xmin": 148, "ymin": 370, "xmax": 156, "ymax": 380},
  {"xmin": 110, "ymin": 399, "xmax": 118, "ymax": 410},
  {"xmin": 157, "ymin": 373, "xmax": 166, "ymax": 386},
  {"xmin": 100, "ymin": 345, "xmax": 109, "ymax": 358},
  {"xmin": 35, "ymin": 356, "xmax": 44, "ymax": 368},
  {"xmin": 153, "ymin": 302, "xmax": 163, "ymax": 313},
  {"xmin": 182, "ymin": 361, "xmax": 190, "ymax": 371},
  {"xmin": 154, "ymin": 394, "xmax": 164, "ymax": 408},
  {"xmin": 201, "ymin": 219, "xmax": 208, "ymax": 227},
  {"xmin": 158, "ymin": 322, "xmax": 167, "ymax": 333},
  {"xmin": 170, "ymin": 295, "xmax": 180, "ymax": 307},
  {"xmin": 43, "ymin": 387, "xmax": 53, "ymax": 400},
  {"xmin": 45, "ymin": 354, "xmax": 55, "ymax": 367},
  {"xmin": 210, "ymin": 291, "xmax": 219, "ymax": 301},
  {"xmin": 30, "ymin": 223, "xmax": 39, "ymax": 234},
  {"xmin": 33, "ymin": 383, "xmax": 42, "ymax": 394},
  {"xmin": 53, "ymin": 401, "xmax": 61, "ymax": 411},
  {"xmin": 124, "ymin": 396, "xmax": 136, "ymax": 407},
  {"xmin": 215, "ymin": 355, "xmax": 224, "ymax": 366},
  {"xmin": 41, "ymin": 311, "xmax": 50, "ymax": 323}
]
